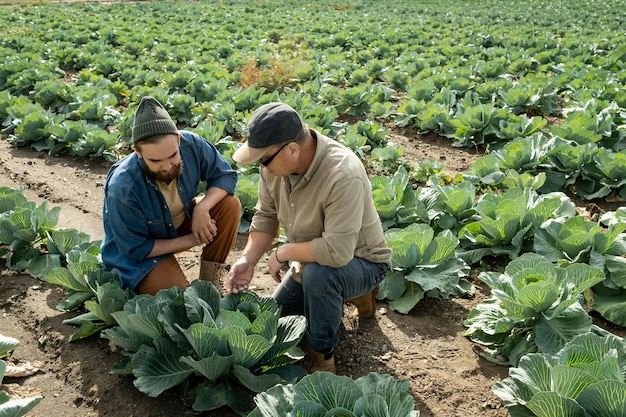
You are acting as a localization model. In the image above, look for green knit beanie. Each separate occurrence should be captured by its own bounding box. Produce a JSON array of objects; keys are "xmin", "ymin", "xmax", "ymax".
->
[{"xmin": 131, "ymin": 96, "xmax": 179, "ymax": 144}]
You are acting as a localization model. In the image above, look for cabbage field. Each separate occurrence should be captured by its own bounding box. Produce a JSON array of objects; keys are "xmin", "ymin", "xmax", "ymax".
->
[{"xmin": 1, "ymin": 0, "xmax": 626, "ymax": 416}]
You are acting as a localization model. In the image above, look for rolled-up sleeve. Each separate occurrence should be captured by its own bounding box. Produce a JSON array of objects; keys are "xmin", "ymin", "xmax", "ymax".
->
[{"xmin": 188, "ymin": 132, "xmax": 237, "ymax": 195}]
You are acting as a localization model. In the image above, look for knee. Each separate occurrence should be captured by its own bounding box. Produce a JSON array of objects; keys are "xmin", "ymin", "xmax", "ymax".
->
[
  {"xmin": 301, "ymin": 263, "xmax": 335, "ymax": 288},
  {"xmin": 223, "ymin": 195, "xmax": 241, "ymax": 217},
  {"xmin": 223, "ymin": 194, "xmax": 242, "ymax": 213},
  {"xmin": 214, "ymin": 194, "xmax": 241, "ymax": 220}
]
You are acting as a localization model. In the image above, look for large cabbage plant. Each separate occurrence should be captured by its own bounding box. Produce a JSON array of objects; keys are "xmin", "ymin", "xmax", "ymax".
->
[
  {"xmin": 0, "ymin": 186, "xmax": 61, "ymax": 272},
  {"xmin": 370, "ymin": 166, "xmax": 428, "ymax": 231},
  {"xmin": 464, "ymin": 253, "xmax": 605, "ymax": 366},
  {"xmin": 533, "ymin": 214, "xmax": 626, "ymax": 326},
  {"xmin": 492, "ymin": 331, "xmax": 626, "ymax": 417},
  {"xmin": 378, "ymin": 223, "xmax": 472, "ymax": 314},
  {"xmin": 248, "ymin": 371, "xmax": 419, "ymax": 417},
  {"xmin": 591, "ymin": 212, "xmax": 626, "ymax": 327},
  {"xmin": 101, "ymin": 281, "xmax": 307, "ymax": 414},
  {"xmin": 425, "ymin": 179, "xmax": 477, "ymax": 234},
  {"xmin": 457, "ymin": 188, "xmax": 576, "ymax": 265}
]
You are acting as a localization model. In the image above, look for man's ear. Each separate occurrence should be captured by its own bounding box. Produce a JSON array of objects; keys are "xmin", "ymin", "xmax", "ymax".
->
[{"xmin": 132, "ymin": 145, "xmax": 142, "ymax": 158}]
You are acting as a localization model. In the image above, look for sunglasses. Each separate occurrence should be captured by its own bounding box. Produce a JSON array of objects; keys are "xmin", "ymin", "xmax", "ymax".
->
[{"xmin": 259, "ymin": 141, "xmax": 294, "ymax": 167}]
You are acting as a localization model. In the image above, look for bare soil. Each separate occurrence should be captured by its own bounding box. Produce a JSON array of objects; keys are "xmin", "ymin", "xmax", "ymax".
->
[{"xmin": 0, "ymin": 132, "xmax": 564, "ymax": 417}]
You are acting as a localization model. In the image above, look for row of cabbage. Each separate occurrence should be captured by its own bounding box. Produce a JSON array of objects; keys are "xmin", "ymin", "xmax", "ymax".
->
[
  {"xmin": 369, "ymin": 166, "xmax": 626, "ymax": 414},
  {"xmin": 3, "ymin": 165, "xmax": 626, "ymax": 417},
  {"xmin": 4, "ymin": 164, "xmax": 626, "ymax": 415},
  {"xmin": 1, "ymin": 0, "xmax": 625, "ymax": 200},
  {"xmin": 1, "ymin": 0, "xmax": 626, "ymax": 415},
  {"xmin": 3, "ymin": 122, "xmax": 626, "ymax": 415}
]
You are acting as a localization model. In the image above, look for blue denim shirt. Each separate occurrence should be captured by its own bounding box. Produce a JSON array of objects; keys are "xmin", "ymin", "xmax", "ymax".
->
[{"xmin": 101, "ymin": 130, "xmax": 237, "ymax": 290}]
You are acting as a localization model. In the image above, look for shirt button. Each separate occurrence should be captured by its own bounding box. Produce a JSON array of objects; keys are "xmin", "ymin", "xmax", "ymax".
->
[{"xmin": 290, "ymin": 203, "xmax": 294, "ymax": 207}]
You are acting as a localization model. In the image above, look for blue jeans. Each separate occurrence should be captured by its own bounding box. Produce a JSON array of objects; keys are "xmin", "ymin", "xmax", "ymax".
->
[{"xmin": 272, "ymin": 257, "xmax": 388, "ymax": 353}]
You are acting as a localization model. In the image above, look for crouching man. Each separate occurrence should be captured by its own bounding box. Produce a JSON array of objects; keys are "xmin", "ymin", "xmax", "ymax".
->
[
  {"xmin": 226, "ymin": 102, "xmax": 391, "ymax": 373},
  {"xmin": 102, "ymin": 96, "xmax": 240, "ymax": 295}
]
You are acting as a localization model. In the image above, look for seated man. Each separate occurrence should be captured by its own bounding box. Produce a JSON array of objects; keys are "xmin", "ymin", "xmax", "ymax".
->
[
  {"xmin": 226, "ymin": 102, "xmax": 391, "ymax": 373},
  {"xmin": 101, "ymin": 96, "xmax": 240, "ymax": 295}
]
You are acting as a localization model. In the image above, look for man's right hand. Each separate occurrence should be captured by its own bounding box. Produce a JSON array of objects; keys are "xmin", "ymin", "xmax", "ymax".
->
[{"xmin": 226, "ymin": 259, "xmax": 255, "ymax": 294}]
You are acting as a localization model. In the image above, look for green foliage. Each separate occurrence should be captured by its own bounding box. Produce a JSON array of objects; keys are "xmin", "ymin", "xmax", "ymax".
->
[
  {"xmin": 493, "ymin": 114, "xmax": 547, "ymax": 142},
  {"xmin": 0, "ymin": 188, "xmax": 60, "ymax": 270},
  {"xmin": 410, "ymin": 160, "xmax": 451, "ymax": 184},
  {"xmin": 532, "ymin": 214, "xmax": 626, "ymax": 327},
  {"xmin": 56, "ymin": 263, "xmax": 133, "ymax": 342},
  {"xmin": 370, "ymin": 145, "xmax": 405, "ymax": 173},
  {"xmin": 354, "ymin": 120, "xmax": 390, "ymax": 148},
  {"xmin": 379, "ymin": 223, "xmax": 472, "ymax": 314},
  {"xmin": 0, "ymin": 334, "xmax": 43, "ymax": 417},
  {"xmin": 336, "ymin": 84, "xmax": 373, "ymax": 116},
  {"xmin": 235, "ymin": 173, "xmax": 260, "ymax": 233},
  {"xmin": 501, "ymin": 170, "xmax": 546, "ymax": 192},
  {"xmin": 457, "ymin": 188, "xmax": 577, "ymax": 265},
  {"xmin": 464, "ymin": 253, "xmax": 606, "ymax": 366},
  {"xmin": 464, "ymin": 154, "xmax": 507, "ymax": 187},
  {"xmin": 551, "ymin": 100, "xmax": 626, "ymax": 151},
  {"xmin": 492, "ymin": 331, "xmax": 626, "ymax": 417},
  {"xmin": 248, "ymin": 372, "xmax": 419, "ymax": 417},
  {"xmin": 101, "ymin": 282, "xmax": 307, "ymax": 414},
  {"xmin": 338, "ymin": 125, "xmax": 371, "ymax": 160},
  {"xmin": 447, "ymin": 97, "xmax": 512, "ymax": 147},
  {"xmin": 588, "ymin": 148, "xmax": 626, "ymax": 201},
  {"xmin": 425, "ymin": 179, "xmax": 477, "ymax": 234},
  {"xmin": 0, "ymin": 187, "xmax": 128, "ymax": 341},
  {"xmin": 534, "ymin": 217, "xmax": 618, "ymax": 263},
  {"xmin": 370, "ymin": 166, "xmax": 428, "ymax": 230}
]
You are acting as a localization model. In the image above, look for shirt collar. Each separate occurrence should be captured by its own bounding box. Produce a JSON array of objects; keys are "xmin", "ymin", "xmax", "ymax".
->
[{"xmin": 301, "ymin": 129, "xmax": 328, "ymax": 182}]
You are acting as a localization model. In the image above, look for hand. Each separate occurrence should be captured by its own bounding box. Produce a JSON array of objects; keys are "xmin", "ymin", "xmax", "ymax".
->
[
  {"xmin": 191, "ymin": 209, "xmax": 217, "ymax": 245},
  {"xmin": 226, "ymin": 259, "xmax": 255, "ymax": 294},
  {"xmin": 269, "ymin": 246, "xmax": 286, "ymax": 283}
]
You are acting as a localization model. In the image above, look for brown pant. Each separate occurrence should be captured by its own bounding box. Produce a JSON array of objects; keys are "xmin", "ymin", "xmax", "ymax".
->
[{"xmin": 135, "ymin": 194, "xmax": 241, "ymax": 295}]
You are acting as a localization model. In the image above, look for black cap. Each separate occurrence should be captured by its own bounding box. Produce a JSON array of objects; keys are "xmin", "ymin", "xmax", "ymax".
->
[{"xmin": 233, "ymin": 102, "xmax": 303, "ymax": 165}]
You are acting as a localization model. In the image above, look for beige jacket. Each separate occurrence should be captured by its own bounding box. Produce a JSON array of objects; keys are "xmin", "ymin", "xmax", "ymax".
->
[{"xmin": 250, "ymin": 129, "xmax": 391, "ymax": 268}]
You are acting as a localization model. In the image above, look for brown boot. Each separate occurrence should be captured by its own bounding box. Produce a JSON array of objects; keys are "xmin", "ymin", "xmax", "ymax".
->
[
  {"xmin": 199, "ymin": 260, "xmax": 227, "ymax": 294},
  {"xmin": 346, "ymin": 287, "xmax": 378, "ymax": 319},
  {"xmin": 301, "ymin": 347, "xmax": 336, "ymax": 374}
]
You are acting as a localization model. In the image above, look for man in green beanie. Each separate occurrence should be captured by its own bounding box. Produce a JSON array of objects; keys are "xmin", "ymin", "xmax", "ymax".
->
[{"xmin": 101, "ymin": 96, "xmax": 240, "ymax": 295}]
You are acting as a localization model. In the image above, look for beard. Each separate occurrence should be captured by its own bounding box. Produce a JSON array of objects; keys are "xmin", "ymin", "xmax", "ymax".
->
[{"xmin": 143, "ymin": 160, "xmax": 183, "ymax": 184}]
